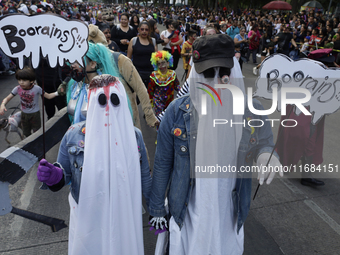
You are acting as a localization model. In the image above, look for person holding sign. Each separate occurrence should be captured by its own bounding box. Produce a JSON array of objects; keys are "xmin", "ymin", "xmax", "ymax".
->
[{"xmin": 0, "ymin": 67, "xmax": 60, "ymax": 137}]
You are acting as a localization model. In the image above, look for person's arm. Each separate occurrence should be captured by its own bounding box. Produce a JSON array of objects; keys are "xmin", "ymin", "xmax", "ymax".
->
[
  {"xmin": 117, "ymin": 54, "xmax": 158, "ymax": 127},
  {"xmin": 0, "ymin": 94, "xmax": 14, "ymax": 115},
  {"xmin": 173, "ymin": 76, "xmax": 180, "ymax": 91},
  {"xmin": 148, "ymin": 101, "xmax": 175, "ymax": 217},
  {"xmin": 234, "ymin": 36, "xmax": 241, "ymax": 46},
  {"xmin": 148, "ymin": 76, "xmax": 156, "ymax": 102},
  {"xmin": 56, "ymin": 129, "xmax": 73, "ymax": 186},
  {"xmin": 291, "ymin": 37, "xmax": 297, "ymax": 48},
  {"xmin": 135, "ymin": 128, "xmax": 152, "ymax": 207},
  {"xmin": 127, "ymin": 37, "xmax": 134, "ymax": 59},
  {"xmin": 249, "ymin": 30, "xmax": 255, "ymax": 39},
  {"xmin": 174, "ymin": 34, "xmax": 183, "ymax": 46},
  {"xmin": 44, "ymin": 91, "xmax": 58, "ymax": 99}
]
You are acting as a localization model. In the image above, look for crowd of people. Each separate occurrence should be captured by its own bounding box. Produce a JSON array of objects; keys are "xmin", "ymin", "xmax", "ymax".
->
[
  {"xmin": 1, "ymin": 1, "xmax": 340, "ymax": 76},
  {"xmin": 0, "ymin": 1, "xmax": 339, "ymax": 254}
]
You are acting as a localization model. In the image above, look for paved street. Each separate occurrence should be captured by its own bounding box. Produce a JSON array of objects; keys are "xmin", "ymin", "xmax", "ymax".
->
[{"xmin": 0, "ymin": 43, "xmax": 340, "ymax": 254}]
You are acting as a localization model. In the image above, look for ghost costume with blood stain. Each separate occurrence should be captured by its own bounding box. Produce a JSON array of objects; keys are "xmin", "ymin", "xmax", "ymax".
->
[{"xmin": 70, "ymin": 74, "xmax": 144, "ymax": 255}]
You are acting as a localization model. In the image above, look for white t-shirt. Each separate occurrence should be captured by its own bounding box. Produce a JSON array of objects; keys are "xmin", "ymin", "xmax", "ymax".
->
[
  {"xmin": 160, "ymin": 30, "xmax": 172, "ymax": 49},
  {"xmin": 11, "ymin": 85, "xmax": 43, "ymax": 114},
  {"xmin": 30, "ymin": 5, "xmax": 38, "ymax": 12}
]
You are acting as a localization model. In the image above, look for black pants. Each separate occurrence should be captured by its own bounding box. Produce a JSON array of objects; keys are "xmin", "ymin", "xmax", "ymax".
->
[
  {"xmin": 164, "ymin": 48, "xmax": 180, "ymax": 71},
  {"xmin": 43, "ymin": 96, "xmax": 67, "ymax": 119}
]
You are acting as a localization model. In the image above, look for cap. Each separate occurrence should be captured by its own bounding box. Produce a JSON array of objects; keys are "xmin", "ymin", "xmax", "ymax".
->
[{"xmin": 192, "ymin": 34, "xmax": 234, "ymax": 74}]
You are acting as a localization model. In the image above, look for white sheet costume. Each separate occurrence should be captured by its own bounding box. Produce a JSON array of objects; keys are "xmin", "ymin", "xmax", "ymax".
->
[
  {"xmin": 165, "ymin": 58, "xmax": 246, "ymax": 255},
  {"xmin": 70, "ymin": 74, "xmax": 144, "ymax": 255}
]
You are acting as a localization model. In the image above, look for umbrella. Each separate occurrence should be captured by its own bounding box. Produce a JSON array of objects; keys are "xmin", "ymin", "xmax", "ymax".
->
[
  {"xmin": 262, "ymin": 1, "xmax": 292, "ymax": 10},
  {"xmin": 302, "ymin": 1, "xmax": 323, "ymax": 9}
]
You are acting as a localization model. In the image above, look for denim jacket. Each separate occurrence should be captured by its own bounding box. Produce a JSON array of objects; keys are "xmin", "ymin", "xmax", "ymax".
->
[
  {"xmin": 148, "ymin": 95, "xmax": 278, "ymax": 233},
  {"xmin": 55, "ymin": 121, "xmax": 152, "ymax": 205}
]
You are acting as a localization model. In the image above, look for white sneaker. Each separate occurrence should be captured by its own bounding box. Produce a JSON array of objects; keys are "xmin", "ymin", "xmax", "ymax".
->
[
  {"xmin": 6, "ymin": 70, "xmax": 15, "ymax": 75},
  {"xmin": 256, "ymin": 54, "xmax": 261, "ymax": 58},
  {"xmin": 253, "ymin": 67, "xmax": 258, "ymax": 76}
]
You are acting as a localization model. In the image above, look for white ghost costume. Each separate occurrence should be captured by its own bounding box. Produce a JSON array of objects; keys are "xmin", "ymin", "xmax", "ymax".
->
[
  {"xmin": 69, "ymin": 75, "xmax": 144, "ymax": 255},
  {"xmin": 168, "ymin": 58, "xmax": 246, "ymax": 255}
]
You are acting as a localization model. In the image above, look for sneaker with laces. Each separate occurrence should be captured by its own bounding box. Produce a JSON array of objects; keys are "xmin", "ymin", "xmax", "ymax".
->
[{"xmin": 253, "ymin": 67, "xmax": 258, "ymax": 75}]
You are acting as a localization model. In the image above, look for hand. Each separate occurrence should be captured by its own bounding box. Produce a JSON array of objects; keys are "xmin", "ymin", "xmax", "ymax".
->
[
  {"xmin": 152, "ymin": 120, "xmax": 160, "ymax": 128},
  {"xmin": 149, "ymin": 215, "xmax": 168, "ymax": 231},
  {"xmin": 256, "ymin": 153, "xmax": 283, "ymax": 185},
  {"xmin": 37, "ymin": 159, "xmax": 63, "ymax": 186},
  {"xmin": 0, "ymin": 104, "xmax": 6, "ymax": 115},
  {"xmin": 163, "ymin": 38, "xmax": 169, "ymax": 44}
]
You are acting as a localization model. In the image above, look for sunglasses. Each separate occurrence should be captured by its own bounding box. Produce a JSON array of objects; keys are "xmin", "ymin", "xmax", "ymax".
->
[{"xmin": 140, "ymin": 28, "xmax": 149, "ymax": 31}]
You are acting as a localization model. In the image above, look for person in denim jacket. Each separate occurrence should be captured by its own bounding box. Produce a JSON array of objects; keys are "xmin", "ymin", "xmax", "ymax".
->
[{"xmin": 148, "ymin": 34, "xmax": 283, "ymax": 255}]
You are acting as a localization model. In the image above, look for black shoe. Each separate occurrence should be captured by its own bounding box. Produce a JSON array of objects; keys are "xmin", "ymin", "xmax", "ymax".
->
[{"xmin": 301, "ymin": 178, "xmax": 325, "ymax": 187}]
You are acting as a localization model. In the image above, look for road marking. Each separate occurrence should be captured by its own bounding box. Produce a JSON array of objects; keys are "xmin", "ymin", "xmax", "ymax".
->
[
  {"xmin": 304, "ymin": 199, "xmax": 340, "ymax": 236},
  {"xmin": 279, "ymin": 178, "xmax": 305, "ymax": 195},
  {"xmin": 10, "ymin": 165, "xmax": 38, "ymax": 237}
]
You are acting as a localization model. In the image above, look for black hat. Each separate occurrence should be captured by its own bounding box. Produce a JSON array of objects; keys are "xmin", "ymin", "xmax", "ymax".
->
[{"xmin": 192, "ymin": 34, "xmax": 234, "ymax": 74}]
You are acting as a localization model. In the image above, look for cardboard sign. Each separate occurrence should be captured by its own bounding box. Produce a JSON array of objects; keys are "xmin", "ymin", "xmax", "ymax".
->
[
  {"xmin": 0, "ymin": 13, "xmax": 89, "ymax": 69},
  {"xmin": 254, "ymin": 54, "xmax": 340, "ymax": 124}
]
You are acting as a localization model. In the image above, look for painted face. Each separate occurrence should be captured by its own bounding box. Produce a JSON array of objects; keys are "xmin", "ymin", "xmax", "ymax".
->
[
  {"xmin": 157, "ymin": 59, "xmax": 168, "ymax": 72},
  {"xmin": 18, "ymin": 79, "xmax": 33, "ymax": 90}
]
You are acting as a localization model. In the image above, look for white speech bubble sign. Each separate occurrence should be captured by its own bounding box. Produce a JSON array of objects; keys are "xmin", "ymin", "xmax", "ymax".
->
[
  {"xmin": 253, "ymin": 54, "xmax": 340, "ymax": 125},
  {"xmin": 0, "ymin": 13, "xmax": 88, "ymax": 69}
]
